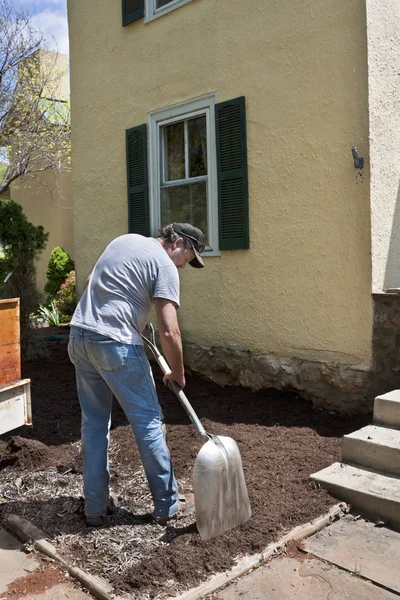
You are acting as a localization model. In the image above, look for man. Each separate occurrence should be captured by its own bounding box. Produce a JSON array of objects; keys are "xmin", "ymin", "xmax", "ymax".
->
[{"xmin": 68, "ymin": 222, "xmax": 205, "ymax": 527}]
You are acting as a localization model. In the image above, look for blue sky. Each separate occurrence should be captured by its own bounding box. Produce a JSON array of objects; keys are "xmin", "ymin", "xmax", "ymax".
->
[{"xmin": 16, "ymin": 0, "xmax": 69, "ymax": 57}]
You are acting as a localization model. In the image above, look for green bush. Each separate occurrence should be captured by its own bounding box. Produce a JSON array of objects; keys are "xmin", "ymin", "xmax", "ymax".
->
[
  {"xmin": 0, "ymin": 200, "xmax": 48, "ymax": 349},
  {"xmin": 44, "ymin": 246, "xmax": 74, "ymax": 299},
  {"xmin": 56, "ymin": 270, "xmax": 76, "ymax": 317}
]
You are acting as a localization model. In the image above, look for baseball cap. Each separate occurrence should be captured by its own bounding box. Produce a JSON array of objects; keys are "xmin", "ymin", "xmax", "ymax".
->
[{"xmin": 172, "ymin": 222, "xmax": 205, "ymax": 268}]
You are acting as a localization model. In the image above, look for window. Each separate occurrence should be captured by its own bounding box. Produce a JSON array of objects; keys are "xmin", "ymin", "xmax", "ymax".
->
[
  {"xmin": 149, "ymin": 94, "xmax": 219, "ymax": 254},
  {"xmin": 160, "ymin": 117, "xmax": 207, "ymax": 243},
  {"xmin": 144, "ymin": 0, "xmax": 193, "ymax": 23},
  {"xmin": 126, "ymin": 96, "xmax": 250, "ymax": 251}
]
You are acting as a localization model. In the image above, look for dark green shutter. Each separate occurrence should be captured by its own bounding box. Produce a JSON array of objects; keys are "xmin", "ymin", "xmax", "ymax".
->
[
  {"xmin": 126, "ymin": 124, "xmax": 150, "ymax": 236},
  {"xmin": 122, "ymin": 0, "xmax": 144, "ymax": 26},
  {"xmin": 215, "ymin": 96, "xmax": 249, "ymax": 250}
]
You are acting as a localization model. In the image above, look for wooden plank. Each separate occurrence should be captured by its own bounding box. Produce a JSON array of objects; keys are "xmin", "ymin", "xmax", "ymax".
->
[
  {"xmin": 0, "ymin": 299, "xmax": 20, "ymax": 385},
  {"xmin": 2, "ymin": 514, "xmax": 113, "ymax": 600}
]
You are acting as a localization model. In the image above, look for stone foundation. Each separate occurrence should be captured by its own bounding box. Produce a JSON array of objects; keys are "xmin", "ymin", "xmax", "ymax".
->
[
  {"xmin": 371, "ymin": 293, "xmax": 400, "ymax": 394},
  {"xmin": 181, "ymin": 294, "xmax": 400, "ymax": 415},
  {"xmin": 184, "ymin": 343, "xmax": 372, "ymax": 414}
]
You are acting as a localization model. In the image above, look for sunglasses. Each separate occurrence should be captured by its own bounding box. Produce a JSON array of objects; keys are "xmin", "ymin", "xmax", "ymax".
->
[{"xmin": 175, "ymin": 231, "xmax": 206, "ymax": 254}]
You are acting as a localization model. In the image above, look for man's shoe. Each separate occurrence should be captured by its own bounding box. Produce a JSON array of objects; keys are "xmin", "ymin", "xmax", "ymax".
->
[
  {"xmin": 153, "ymin": 493, "xmax": 195, "ymax": 526},
  {"xmin": 85, "ymin": 514, "xmax": 106, "ymax": 527},
  {"xmin": 86, "ymin": 492, "xmax": 118, "ymax": 526}
]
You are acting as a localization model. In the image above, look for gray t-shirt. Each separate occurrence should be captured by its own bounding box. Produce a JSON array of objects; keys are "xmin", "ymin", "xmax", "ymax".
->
[{"xmin": 71, "ymin": 234, "xmax": 180, "ymax": 345}]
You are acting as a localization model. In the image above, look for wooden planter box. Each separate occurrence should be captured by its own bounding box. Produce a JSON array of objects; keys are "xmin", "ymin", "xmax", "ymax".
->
[{"xmin": 0, "ymin": 299, "xmax": 31, "ymax": 434}]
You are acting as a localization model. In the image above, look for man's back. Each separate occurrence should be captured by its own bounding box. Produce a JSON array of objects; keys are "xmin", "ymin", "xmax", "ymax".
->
[{"xmin": 71, "ymin": 234, "xmax": 180, "ymax": 344}]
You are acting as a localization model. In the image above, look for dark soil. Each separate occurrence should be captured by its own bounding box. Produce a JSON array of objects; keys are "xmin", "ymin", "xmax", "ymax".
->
[
  {"xmin": 0, "ymin": 338, "xmax": 370, "ymax": 596},
  {"xmin": 0, "ymin": 437, "xmax": 65, "ymax": 471}
]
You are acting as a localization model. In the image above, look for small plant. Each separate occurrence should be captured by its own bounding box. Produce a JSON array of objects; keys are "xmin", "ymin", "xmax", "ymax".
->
[
  {"xmin": 56, "ymin": 270, "xmax": 76, "ymax": 317},
  {"xmin": 44, "ymin": 247, "xmax": 74, "ymax": 300},
  {"xmin": 37, "ymin": 300, "xmax": 60, "ymax": 327}
]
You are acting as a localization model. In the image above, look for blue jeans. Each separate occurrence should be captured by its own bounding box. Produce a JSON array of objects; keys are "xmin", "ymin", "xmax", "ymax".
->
[{"xmin": 68, "ymin": 326, "xmax": 179, "ymax": 519}]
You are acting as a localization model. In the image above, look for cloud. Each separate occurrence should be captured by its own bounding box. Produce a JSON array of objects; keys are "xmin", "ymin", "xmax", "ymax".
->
[
  {"xmin": 30, "ymin": 8, "xmax": 69, "ymax": 57},
  {"xmin": 15, "ymin": 0, "xmax": 69, "ymax": 57},
  {"xmin": 17, "ymin": 0, "xmax": 66, "ymax": 10}
]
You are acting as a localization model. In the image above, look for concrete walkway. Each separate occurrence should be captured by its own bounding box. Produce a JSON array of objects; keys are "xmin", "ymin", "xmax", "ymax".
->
[
  {"xmin": 0, "ymin": 528, "xmax": 39, "ymax": 594},
  {"xmin": 217, "ymin": 557, "xmax": 397, "ymax": 600},
  {"xmin": 214, "ymin": 515, "xmax": 400, "ymax": 600}
]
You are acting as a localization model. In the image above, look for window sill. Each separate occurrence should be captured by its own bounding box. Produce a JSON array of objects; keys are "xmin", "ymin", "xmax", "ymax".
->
[{"xmin": 202, "ymin": 249, "xmax": 220, "ymax": 259}]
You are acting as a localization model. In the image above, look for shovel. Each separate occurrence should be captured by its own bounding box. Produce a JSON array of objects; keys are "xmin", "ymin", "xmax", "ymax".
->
[{"xmin": 142, "ymin": 324, "xmax": 251, "ymax": 540}]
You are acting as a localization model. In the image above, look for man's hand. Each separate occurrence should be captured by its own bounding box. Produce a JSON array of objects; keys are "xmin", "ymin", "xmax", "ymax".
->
[{"xmin": 163, "ymin": 370, "xmax": 186, "ymax": 390}]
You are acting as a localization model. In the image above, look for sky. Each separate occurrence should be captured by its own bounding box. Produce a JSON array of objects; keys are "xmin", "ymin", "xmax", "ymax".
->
[{"xmin": 16, "ymin": 0, "xmax": 69, "ymax": 57}]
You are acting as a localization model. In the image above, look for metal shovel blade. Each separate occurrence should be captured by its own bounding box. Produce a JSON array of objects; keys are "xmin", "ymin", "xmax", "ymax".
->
[{"xmin": 193, "ymin": 434, "xmax": 251, "ymax": 540}]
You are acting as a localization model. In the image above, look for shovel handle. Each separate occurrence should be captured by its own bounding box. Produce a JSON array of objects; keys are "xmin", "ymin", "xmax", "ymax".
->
[{"xmin": 142, "ymin": 332, "xmax": 209, "ymax": 441}]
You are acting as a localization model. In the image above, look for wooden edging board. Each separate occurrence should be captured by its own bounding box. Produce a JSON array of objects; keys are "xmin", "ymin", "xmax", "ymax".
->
[
  {"xmin": 171, "ymin": 502, "xmax": 348, "ymax": 600},
  {"xmin": 2, "ymin": 513, "xmax": 113, "ymax": 600},
  {"xmin": 3, "ymin": 503, "xmax": 347, "ymax": 600}
]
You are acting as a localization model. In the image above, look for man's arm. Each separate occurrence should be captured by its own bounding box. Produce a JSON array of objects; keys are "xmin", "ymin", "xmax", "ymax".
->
[{"xmin": 154, "ymin": 297, "xmax": 186, "ymax": 389}]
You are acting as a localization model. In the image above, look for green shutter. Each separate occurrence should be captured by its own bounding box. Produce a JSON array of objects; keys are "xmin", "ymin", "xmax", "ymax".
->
[
  {"xmin": 215, "ymin": 96, "xmax": 249, "ymax": 250},
  {"xmin": 126, "ymin": 124, "xmax": 150, "ymax": 236},
  {"xmin": 122, "ymin": 0, "xmax": 144, "ymax": 26}
]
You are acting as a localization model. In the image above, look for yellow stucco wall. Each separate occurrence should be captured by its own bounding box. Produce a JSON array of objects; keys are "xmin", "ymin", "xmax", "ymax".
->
[
  {"xmin": 10, "ymin": 169, "xmax": 73, "ymax": 296},
  {"xmin": 68, "ymin": 0, "xmax": 371, "ymax": 366}
]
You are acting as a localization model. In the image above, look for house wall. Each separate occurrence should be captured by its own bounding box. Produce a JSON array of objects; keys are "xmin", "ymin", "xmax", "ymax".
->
[
  {"xmin": 40, "ymin": 50, "xmax": 69, "ymax": 102},
  {"xmin": 68, "ymin": 0, "xmax": 372, "ymax": 410},
  {"xmin": 366, "ymin": 0, "xmax": 400, "ymax": 293},
  {"xmin": 10, "ymin": 169, "xmax": 73, "ymax": 296}
]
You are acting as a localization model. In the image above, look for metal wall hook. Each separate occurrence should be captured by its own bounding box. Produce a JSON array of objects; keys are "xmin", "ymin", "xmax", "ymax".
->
[{"xmin": 352, "ymin": 146, "xmax": 364, "ymax": 169}]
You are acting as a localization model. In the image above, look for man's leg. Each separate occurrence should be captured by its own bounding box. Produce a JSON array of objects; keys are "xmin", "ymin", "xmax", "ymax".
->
[
  {"xmin": 68, "ymin": 327, "xmax": 113, "ymax": 519},
  {"xmin": 90, "ymin": 342, "xmax": 180, "ymax": 519}
]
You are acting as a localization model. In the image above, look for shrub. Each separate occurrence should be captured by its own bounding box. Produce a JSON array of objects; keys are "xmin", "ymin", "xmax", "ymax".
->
[
  {"xmin": 0, "ymin": 200, "xmax": 48, "ymax": 349},
  {"xmin": 44, "ymin": 246, "xmax": 74, "ymax": 299},
  {"xmin": 56, "ymin": 270, "xmax": 76, "ymax": 317}
]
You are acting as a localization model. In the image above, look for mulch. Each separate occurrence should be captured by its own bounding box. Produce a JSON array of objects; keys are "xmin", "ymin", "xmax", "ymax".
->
[{"xmin": 0, "ymin": 334, "xmax": 370, "ymax": 598}]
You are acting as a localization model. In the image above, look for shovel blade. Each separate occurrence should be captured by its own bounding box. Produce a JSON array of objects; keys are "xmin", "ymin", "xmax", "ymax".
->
[{"xmin": 193, "ymin": 435, "xmax": 251, "ymax": 540}]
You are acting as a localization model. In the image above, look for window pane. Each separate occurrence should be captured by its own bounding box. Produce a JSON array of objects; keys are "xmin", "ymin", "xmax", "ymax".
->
[
  {"xmin": 164, "ymin": 121, "xmax": 185, "ymax": 181},
  {"xmin": 156, "ymin": 0, "xmax": 173, "ymax": 8},
  {"xmin": 188, "ymin": 116, "xmax": 207, "ymax": 178},
  {"xmin": 161, "ymin": 181, "xmax": 208, "ymax": 243}
]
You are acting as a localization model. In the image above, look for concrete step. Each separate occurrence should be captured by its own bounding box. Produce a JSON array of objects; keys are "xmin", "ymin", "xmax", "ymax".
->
[
  {"xmin": 310, "ymin": 462, "xmax": 400, "ymax": 528},
  {"xmin": 374, "ymin": 391, "xmax": 400, "ymax": 429},
  {"xmin": 342, "ymin": 425, "xmax": 400, "ymax": 476}
]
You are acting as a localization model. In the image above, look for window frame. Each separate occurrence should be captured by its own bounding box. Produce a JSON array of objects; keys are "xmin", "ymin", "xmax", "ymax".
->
[
  {"xmin": 148, "ymin": 93, "xmax": 219, "ymax": 256},
  {"xmin": 144, "ymin": 0, "xmax": 193, "ymax": 23}
]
